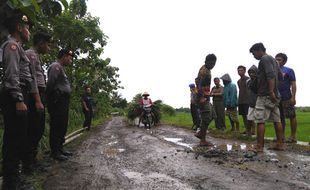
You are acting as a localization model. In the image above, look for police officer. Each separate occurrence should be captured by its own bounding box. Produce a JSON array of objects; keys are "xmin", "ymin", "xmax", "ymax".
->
[
  {"xmin": 46, "ymin": 49, "xmax": 73, "ymax": 161},
  {"xmin": 25, "ymin": 32, "xmax": 51, "ymax": 171},
  {"xmin": 0, "ymin": 14, "xmax": 37, "ymax": 189}
]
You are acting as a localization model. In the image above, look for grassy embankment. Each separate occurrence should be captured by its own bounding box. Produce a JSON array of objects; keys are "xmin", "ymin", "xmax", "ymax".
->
[{"xmin": 161, "ymin": 111, "xmax": 310, "ymax": 142}]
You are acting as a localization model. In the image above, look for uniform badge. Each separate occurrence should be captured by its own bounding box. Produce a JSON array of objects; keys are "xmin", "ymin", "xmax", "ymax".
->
[
  {"xmin": 22, "ymin": 15, "xmax": 28, "ymax": 22},
  {"xmin": 31, "ymin": 55, "xmax": 35, "ymax": 60},
  {"xmin": 10, "ymin": 44, "xmax": 17, "ymax": 51}
]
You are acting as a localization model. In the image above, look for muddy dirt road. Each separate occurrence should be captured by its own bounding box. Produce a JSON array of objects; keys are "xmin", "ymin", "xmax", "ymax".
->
[{"xmin": 44, "ymin": 117, "xmax": 310, "ymax": 190}]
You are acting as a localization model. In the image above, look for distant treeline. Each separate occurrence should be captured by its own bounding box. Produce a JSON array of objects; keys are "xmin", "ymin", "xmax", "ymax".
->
[{"xmin": 296, "ymin": 107, "xmax": 310, "ymax": 112}]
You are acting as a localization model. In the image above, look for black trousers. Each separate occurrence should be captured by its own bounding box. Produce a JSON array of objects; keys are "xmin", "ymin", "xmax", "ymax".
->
[
  {"xmin": 83, "ymin": 110, "xmax": 93, "ymax": 128},
  {"xmin": 27, "ymin": 87, "xmax": 46, "ymax": 163},
  {"xmin": 190, "ymin": 103, "xmax": 200, "ymax": 127},
  {"xmin": 47, "ymin": 92, "xmax": 70, "ymax": 155},
  {"xmin": 1, "ymin": 88, "xmax": 29, "ymax": 182}
]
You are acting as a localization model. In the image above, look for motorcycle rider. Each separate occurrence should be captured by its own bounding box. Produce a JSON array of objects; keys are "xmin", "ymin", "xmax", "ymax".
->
[
  {"xmin": 139, "ymin": 92, "xmax": 153, "ymax": 106},
  {"xmin": 137, "ymin": 92, "xmax": 153, "ymax": 127}
]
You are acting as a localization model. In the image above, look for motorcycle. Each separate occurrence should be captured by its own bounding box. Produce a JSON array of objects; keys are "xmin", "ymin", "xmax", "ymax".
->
[{"xmin": 140, "ymin": 104, "xmax": 155, "ymax": 129}]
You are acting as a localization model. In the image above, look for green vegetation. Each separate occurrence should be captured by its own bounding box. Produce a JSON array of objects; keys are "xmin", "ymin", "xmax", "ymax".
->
[
  {"xmin": 126, "ymin": 93, "xmax": 176, "ymax": 123},
  {"xmin": 161, "ymin": 111, "xmax": 310, "ymax": 142}
]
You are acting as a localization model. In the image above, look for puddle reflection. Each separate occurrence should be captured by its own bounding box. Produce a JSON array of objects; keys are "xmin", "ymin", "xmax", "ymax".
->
[
  {"xmin": 108, "ymin": 141, "xmax": 118, "ymax": 145},
  {"xmin": 218, "ymin": 143, "xmax": 248, "ymax": 151},
  {"xmin": 101, "ymin": 148, "xmax": 126, "ymax": 157},
  {"xmin": 240, "ymin": 144, "xmax": 247, "ymax": 150},
  {"xmin": 164, "ymin": 138, "xmax": 193, "ymax": 149},
  {"xmin": 227, "ymin": 144, "xmax": 232, "ymax": 151}
]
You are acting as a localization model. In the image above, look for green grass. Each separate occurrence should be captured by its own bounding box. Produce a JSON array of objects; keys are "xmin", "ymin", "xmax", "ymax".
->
[{"xmin": 161, "ymin": 111, "xmax": 310, "ymax": 142}]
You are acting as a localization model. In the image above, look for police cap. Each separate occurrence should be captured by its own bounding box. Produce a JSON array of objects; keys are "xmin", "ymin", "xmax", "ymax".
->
[
  {"xmin": 189, "ymin": 83, "xmax": 195, "ymax": 88},
  {"xmin": 58, "ymin": 49, "xmax": 74, "ymax": 59},
  {"xmin": 3, "ymin": 13, "xmax": 33, "ymax": 32}
]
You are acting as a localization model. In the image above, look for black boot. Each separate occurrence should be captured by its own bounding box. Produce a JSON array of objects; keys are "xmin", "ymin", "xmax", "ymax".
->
[
  {"xmin": 2, "ymin": 175, "xmax": 35, "ymax": 190},
  {"xmin": 2, "ymin": 175, "xmax": 19, "ymax": 190},
  {"xmin": 51, "ymin": 152, "xmax": 68, "ymax": 161},
  {"xmin": 60, "ymin": 149, "xmax": 73, "ymax": 156},
  {"xmin": 33, "ymin": 161, "xmax": 50, "ymax": 172}
]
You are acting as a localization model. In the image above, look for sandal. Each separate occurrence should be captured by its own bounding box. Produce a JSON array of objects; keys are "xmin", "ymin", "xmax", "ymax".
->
[
  {"xmin": 194, "ymin": 130, "xmax": 203, "ymax": 139},
  {"xmin": 198, "ymin": 141, "xmax": 213, "ymax": 147},
  {"xmin": 248, "ymin": 144, "xmax": 263, "ymax": 153},
  {"xmin": 268, "ymin": 144, "xmax": 285, "ymax": 151}
]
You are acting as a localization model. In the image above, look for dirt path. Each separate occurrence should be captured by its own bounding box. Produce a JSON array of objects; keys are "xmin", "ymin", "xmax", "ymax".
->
[{"xmin": 43, "ymin": 117, "xmax": 310, "ymax": 190}]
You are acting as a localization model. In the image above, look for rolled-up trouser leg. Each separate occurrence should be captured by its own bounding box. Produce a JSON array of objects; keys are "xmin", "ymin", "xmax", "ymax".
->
[{"xmin": 199, "ymin": 102, "xmax": 212, "ymax": 140}]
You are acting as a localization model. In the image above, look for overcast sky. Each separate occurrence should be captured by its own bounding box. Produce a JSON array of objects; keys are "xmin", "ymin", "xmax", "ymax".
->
[{"xmin": 87, "ymin": 0, "xmax": 310, "ymax": 108}]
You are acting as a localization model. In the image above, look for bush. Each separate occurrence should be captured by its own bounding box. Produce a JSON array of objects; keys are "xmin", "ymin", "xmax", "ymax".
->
[
  {"xmin": 126, "ymin": 102, "xmax": 141, "ymax": 120},
  {"xmin": 161, "ymin": 104, "xmax": 176, "ymax": 116}
]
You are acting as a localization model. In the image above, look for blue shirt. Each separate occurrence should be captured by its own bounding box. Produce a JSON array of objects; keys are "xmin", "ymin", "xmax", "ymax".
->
[
  {"xmin": 223, "ymin": 82, "xmax": 238, "ymax": 108},
  {"xmin": 278, "ymin": 66, "xmax": 296, "ymax": 100}
]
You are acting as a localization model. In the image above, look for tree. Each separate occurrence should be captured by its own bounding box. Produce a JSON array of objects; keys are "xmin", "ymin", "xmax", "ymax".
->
[
  {"xmin": 111, "ymin": 93, "xmax": 128, "ymax": 109},
  {"xmin": 0, "ymin": 0, "xmax": 67, "ymax": 43},
  {"xmin": 1, "ymin": 0, "xmax": 122, "ymax": 118}
]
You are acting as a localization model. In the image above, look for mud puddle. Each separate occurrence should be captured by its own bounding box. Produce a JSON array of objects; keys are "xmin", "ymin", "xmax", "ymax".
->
[{"xmin": 41, "ymin": 117, "xmax": 310, "ymax": 190}]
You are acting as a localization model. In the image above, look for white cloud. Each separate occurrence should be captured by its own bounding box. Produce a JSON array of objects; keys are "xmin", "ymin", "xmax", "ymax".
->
[{"xmin": 88, "ymin": 0, "xmax": 310, "ymax": 108}]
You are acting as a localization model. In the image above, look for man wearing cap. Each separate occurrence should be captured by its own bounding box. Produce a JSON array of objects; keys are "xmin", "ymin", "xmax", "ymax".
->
[
  {"xmin": 46, "ymin": 49, "xmax": 73, "ymax": 161},
  {"xmin": 0, "ymin": 13, "xmax": 37, "ymax": 189},
  {"xmin": 25, "ymin": 32, "xmax": 51, "ymax": 171},
  {"xmin": 189, "ymin": 83, "xmax": 199, "ymax": 130}
]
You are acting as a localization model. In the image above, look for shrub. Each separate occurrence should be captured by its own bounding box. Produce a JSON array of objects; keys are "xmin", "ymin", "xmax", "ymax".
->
[{"xmin": 161, "ymin": 104, "xmax": 175, "ymax": 116}]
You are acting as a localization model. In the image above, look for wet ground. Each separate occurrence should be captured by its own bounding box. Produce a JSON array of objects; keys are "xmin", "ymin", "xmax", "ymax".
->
[{"xmin": 43, "ymin": 116, "xmax": 310, "ymax": 190}]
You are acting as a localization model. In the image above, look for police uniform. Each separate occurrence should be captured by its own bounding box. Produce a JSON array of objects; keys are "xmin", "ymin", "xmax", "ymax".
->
[
  {"xmin": 25, "ymin": 47, "xmax": 47, "ymax": 165},
  {"xmin": 46, "ymin": 55, "xmax": 71, "ymax": 160},
  {"xmin": 0, "ymin": 16, "xmax": 36, "ymax": 188}
]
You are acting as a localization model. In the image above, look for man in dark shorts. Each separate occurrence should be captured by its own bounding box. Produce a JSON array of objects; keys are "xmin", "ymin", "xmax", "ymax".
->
[
  {"xmin": 276, "ymin": 53, "xmax": 297, "ymax": 143},
  {"xmin": 237, "ymin": 65, "xmax": 250, "ymax": 136}
]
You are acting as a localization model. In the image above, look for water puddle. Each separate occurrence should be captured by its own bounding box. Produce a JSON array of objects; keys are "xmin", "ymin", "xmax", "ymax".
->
[
  {"xmin": 287, "ymin": 154, "xmax": 310, "ymax": 162},
  {"xmin": 108, "ymin": 141, "xmax": 118, "ymax": 145},
  {"xmin": 101, "ymin": 148, "xmax": 126, "ymax": 157},
  {"xmin": 217, "ymin": 143, "xmax": 248, "ymax": 152},
  {"xmin": 118, "ymin": 148, "xmax": 126, "ymax": 153},
  {"xmin": 265, "ymin": 150, "xmax": 277, "ymax": 156},
  {"xmin": 240, "ymin": 144, "xmax": 247, "ymax": 150},
  {"xmin": 123, "ymin": 171, "xmax": 143, "ymax": 179},
  {"xmin": 123, "ymin": 170, "xmax": 195, "ymax": 189},
  {"xmin": 226, "ymin": 144, "xmax": 232, "ymax": 151},
  {"xmin": 163, "ymin": 138, "xmax": 193, "ymax": 149}
]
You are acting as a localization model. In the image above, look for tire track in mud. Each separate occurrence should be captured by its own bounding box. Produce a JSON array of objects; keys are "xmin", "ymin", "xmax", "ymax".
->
[{"xmin": 43, "ymin": 117, "xmax": 310, "ymax": 190}]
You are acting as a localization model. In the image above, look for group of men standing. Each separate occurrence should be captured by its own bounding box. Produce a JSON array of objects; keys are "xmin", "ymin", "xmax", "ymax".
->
[
  {"xmin": 190, "ymin": 42, "xmax": 297, "ymax": 153},
  {"xmin": 0, "ymin": 13, "xmax": 75, "ymax": 189}
]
